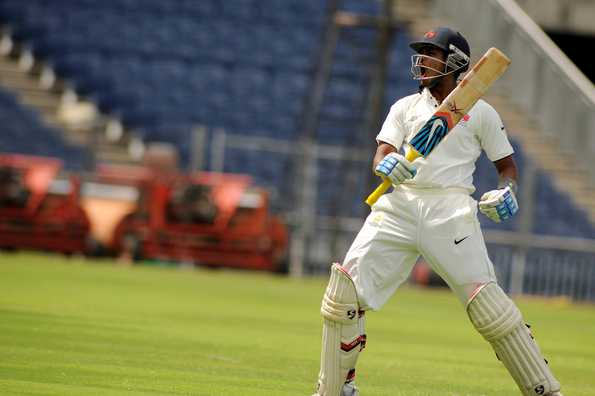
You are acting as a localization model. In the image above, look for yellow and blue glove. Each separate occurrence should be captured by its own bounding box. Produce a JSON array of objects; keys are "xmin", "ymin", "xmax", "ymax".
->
[
  {"xmin": 374, "ymin": 153, "xmax": 417, "ymax": 186},
  {"xmin": 479, "ymin": 182, "xmax": 519, "ymax": 223}
]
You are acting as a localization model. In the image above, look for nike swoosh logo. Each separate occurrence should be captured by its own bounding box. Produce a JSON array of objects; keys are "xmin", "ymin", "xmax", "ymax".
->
[
  {"xmin": 454, "ymin": 235, "xmax": 470, "ymax": 245},
  {"xmin": 424, "ymin": 118, "xmax": 443, "ymax": 152}
]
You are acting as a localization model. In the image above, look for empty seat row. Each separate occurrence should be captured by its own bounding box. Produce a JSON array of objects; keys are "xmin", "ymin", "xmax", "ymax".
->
[{"xmin": 0, "ymin": 89, "xmax": 86, "ymax": 169}]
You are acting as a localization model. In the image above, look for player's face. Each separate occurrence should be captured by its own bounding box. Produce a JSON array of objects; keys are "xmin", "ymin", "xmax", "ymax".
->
[{"xmin": 413, "ymin": 46, "xmax": 447, "ymax": 86}]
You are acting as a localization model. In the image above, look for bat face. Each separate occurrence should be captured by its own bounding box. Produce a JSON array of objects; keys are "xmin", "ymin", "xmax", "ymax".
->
[{"xmin": 409, "ymin": 112, "xmax": 452, "ymax": 157}]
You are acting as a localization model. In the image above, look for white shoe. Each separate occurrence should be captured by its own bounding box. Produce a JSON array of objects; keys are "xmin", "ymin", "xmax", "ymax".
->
[
  {"xmin": 311, "ymin": 382, "xmax": 359, "ymax": 396},
  {"xmin": 548, "ymin": 392, "xmax": 563, "ymax": 396},
  {"xmin": 342, "ymin": 382, "xmax": 359, "ymax": 396}
]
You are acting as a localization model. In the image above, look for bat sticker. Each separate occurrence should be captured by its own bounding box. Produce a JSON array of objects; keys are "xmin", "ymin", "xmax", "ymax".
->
[
  {"xmin": 447, "ymin": 100, "xmax": 464, "ymax": 116},
  {"xmin": 409, "ymin": 114, "xmax": 450, "ymax": 156}
]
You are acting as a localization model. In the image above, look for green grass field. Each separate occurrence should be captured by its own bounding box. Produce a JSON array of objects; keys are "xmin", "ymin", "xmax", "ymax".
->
[{"xmin": 0, "ymin": 252, "xmax": 594, "ymax": 396}]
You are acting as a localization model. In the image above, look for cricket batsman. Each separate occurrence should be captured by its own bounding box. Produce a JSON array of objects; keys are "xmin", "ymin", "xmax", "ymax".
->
[{"xmin": 312, "ymin": 27, "xmax": 563, "ymax": 396}]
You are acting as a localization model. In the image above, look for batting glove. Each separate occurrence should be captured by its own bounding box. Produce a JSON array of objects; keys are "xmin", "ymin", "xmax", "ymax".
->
[
  {"xmin": 478, "ymin": 186, "xmax": 519, "ymax": 223},
  {"xmin": 374, "ymin": 152, "xmax": 417, "ymax": 186}
]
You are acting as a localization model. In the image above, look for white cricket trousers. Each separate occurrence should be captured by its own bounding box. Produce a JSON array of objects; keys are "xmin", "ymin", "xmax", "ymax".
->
[{"xmin": 343, "ymin": 185, "xmax": 497, "ymax": 310}]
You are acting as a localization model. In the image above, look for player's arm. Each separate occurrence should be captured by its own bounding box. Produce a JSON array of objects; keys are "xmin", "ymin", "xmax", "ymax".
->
[
  {"xmin": 494, "ymin": 154, "xmax": 518, "ymax": 186},
  {"xmin": 479, "ymin": 154, "xmax": 519, "ymax": 223},
  {"xmin": 372, "ymin": 142, "xmax": 417, "ymax": 186},
  {"xmin": 373, "ymin": 142, "xmax": 396, "ymax": 168}
]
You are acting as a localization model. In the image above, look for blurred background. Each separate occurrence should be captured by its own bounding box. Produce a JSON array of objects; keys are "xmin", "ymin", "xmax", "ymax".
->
[{"xmin": 0, "ymin": 0, "xmax": 594, "ymax": 300}]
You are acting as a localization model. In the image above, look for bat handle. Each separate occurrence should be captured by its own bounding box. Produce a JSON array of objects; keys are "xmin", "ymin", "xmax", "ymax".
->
[
  {"xmin": 365, "ymin": 178, "xmax": 391, "ymax": 206},
  {"xmin": 365, "ymin": 146, "xmax": 421, "ymax": 207},
  {"xmin": 405, "ymin": 146, "xmax": 421, "ymax": 162}
]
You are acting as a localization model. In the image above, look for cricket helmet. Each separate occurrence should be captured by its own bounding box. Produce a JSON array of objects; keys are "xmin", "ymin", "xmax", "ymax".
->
[{"xmin": 409, "ymin": 27, "xmax": 471, "ymax": 79}]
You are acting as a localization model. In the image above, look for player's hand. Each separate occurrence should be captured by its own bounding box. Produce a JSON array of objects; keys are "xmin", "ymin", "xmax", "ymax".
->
[
  {"xmin": 478, "ymin": 186, "xmax": 518, "ymax": 223},
  {"xmin": 374, "ymin": 153, "xmax": 417, "ymax": 186}
]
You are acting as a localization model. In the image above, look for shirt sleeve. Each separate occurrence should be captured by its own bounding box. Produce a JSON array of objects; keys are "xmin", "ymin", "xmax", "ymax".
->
[
  {"xmin": 375, "ymin": 101, "xmax": 406, "ymax": 150},
  {"xmin": 477, "ymin": 102, "xmax": 514, "ymax": 161}
]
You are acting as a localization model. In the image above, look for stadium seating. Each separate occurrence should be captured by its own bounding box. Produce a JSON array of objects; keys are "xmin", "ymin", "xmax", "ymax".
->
[
  {"xmin": 0, "ymin": 0, "xmax": 593, "ymax": 238},
  {"xmin": 474, "ymin": 140, "xmax": 595, "ymax": 238},
  {"xmin": 0, "ymin": 88, "xmax": 86, "ymax": 169}
]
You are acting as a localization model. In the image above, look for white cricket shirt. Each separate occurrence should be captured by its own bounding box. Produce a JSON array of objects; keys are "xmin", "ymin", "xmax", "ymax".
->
[{"xmin": 376, "ymin": 88, "xmax": 514, "ymax": 193}]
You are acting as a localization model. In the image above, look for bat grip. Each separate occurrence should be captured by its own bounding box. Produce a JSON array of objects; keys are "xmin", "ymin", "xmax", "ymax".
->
[
  {"xmin": 405, "ymin": 147, "xmax": 420, "ymax": 162},
  {"xmin": 365, "ymin": 178, "xmax": 391, "ymax": 206},
  {"xmin": 365, "ymin": 147, "xmax": 421, "ymax": 206}
]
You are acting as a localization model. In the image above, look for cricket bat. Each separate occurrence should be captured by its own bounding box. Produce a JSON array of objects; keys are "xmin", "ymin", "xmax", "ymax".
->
[{"xmin": 365, "ymin": 47, "xmax": 511, "ymax": 206}]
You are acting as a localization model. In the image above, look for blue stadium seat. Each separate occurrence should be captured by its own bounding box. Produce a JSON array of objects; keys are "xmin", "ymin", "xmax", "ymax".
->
[
  {"xmin": 340, "ymin": 0, "xmax": 381, "ymax": 15},
  {"xmin": 0, "ymin": 88, "xmax": 86, "ymax": 169}
]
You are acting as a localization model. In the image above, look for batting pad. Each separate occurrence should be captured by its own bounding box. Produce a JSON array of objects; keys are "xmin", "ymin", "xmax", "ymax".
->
[
  {"xmin": 467, "ymin": 283, "xmax": 560, "ymax": 396},
  {"xmin": 315, "ymin": 264, "xmax": 365, "ymax": 396}
]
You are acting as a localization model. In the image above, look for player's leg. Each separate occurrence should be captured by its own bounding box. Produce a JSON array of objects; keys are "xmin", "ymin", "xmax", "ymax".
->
[
  {"xmin": 467, "ymin": 283, "xmax": 561, "ymax": 396},
  {"xmin": 419, "ymin": 193, "xmax": 562, "ymax": 395},
  {"xmin": 313, "ymin": 263, "xmax": 365, "ymax": 396},
  {"xmin": 342, "ymin": 207, "xmax": 420, "ymax": 311},
  {"xmin": 313, "ymin": 204, "xmax": 419, "ymax": 396},
  {"xmin": 418, "ymin": 193, "xmax": 498, "ymax": 303}
]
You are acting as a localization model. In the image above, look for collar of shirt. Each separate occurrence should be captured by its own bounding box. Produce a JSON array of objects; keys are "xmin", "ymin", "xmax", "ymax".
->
[{"xmin": 420, "ymin": 88, "xmax": 439, "ymax": 109}]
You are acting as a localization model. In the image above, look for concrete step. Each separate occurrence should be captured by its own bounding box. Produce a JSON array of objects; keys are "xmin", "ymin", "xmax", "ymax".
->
[
  {"xmin": 95, "ymin": 148, "xmax": 137, "ymax": 165},
  {"xmin": 61, "ymin": 126, "xmax": 124, "ymax": 146},
  {"xmin": 0, "ymin": 72, "xmax": 42, "ymax": 89},
  {"xmin": 18, "ymin": 93, "xmax": 60, "ymax": 113},
  {"xmin": 394, "ymin": 0, "xmax": 432, "ymax": 26},
  {"xmin": 0, "ymin": 59, "xmax": 25, "ymax": 73},
  {"xmin": 574, "ymin": 195, "xmax": 595, "ymax": 211},
  {"xmin": 0, "ymin": 51, "xmax": 136, "ymax": 169},
  {"xmin": 485, "ymin": 95, "xmax": 595, "ymax": 223},
  {"xmin": 43, "ymin": 112, "xmax": 102, "ymax": 133},
  {"xmin": 61, "ymin": 130, "xmax": 92, "ymax": 146},
  {"xmin": 558, "ymin": 178, "xmax": 595, "ymax": 196}
]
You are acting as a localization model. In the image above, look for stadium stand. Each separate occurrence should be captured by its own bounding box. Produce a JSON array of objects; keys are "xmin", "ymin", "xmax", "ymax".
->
[
  {"xmin": 474, "ymin": 141, "xmax": 595, "ymax": 238},
  {"xmin": 0, "ymin": 87, "xmax": 86, "ymax": 169},
  {"xmin": 0, "ymin": 0, "xmax": 593, "ymax": 241}
]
